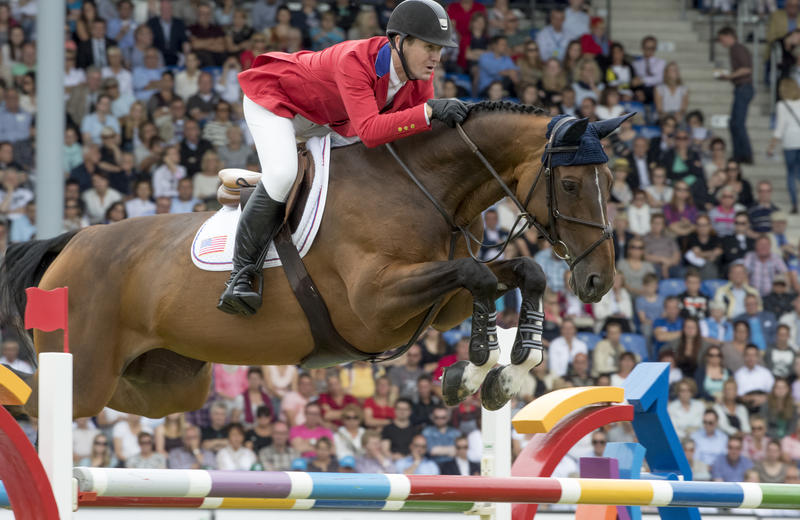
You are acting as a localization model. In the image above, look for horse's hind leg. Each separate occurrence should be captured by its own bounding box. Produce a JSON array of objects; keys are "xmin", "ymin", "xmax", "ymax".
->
[{"xmin": 480, "ymin": 257, "xmax": 547, "ymax": 410}]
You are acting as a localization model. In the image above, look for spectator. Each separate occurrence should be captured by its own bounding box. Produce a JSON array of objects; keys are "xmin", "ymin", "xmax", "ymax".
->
[
  {"xmin": 711, "ymin": 434, "xmax": 752, "ymax": 482},
  {"xmin": 597, "ymin": 87, "xmax": 625, "ymax": 122},
  {"xmin": 766, "ymin": 0, "xmax": 800, "ymax": 54},
  {"xmin": 310, "ymin": 11, "xmax": 345, "ymax": 51},
  {"xmin": 716, "ymin": 27, "xmax": 754, "ymax": 164},
  {"xmin": 421, "ymin": 406, "xmax": 460, "ymax": 464},
  {"xmin": 537, "ymin": 58, "xmax": 568, "ymax": 106},
  {"xmin": 81, "ymin": 94, "xmax": 120, "ymax": 145},
  {"xmin": 723, "ymin": 160, "xmax": 754, "ymax": 207},
  {"xmin": 438, "ymin": 435, "xmax": 480, "ymax": 475},
  {"xmin": 769, "ymin": 78, "xmax": 800, "ymax": 214},
  {"xmin": 106, "ymin": 0, "xmax": 136, "ymax": 53},
  {"xmin": 78, "ymin": 433, "xmax": 118, "ymax": 468},
  {"xmin": 683, "ymin": 438, "xmax": 711, "ymax": 481},
  {"xmin": 763, "ymin": 274, "xmax": 795, "ymax": 318},
  {"xmin": 755, "ymin": 440, "xmax": 788, "ymax": 483},
  {"xmin": 8, "ymin": 199, "xmax": 34, "ymax": 242},
  {"xmin": 174, "ymin": 52, "xmax": 201, "ymax": 102},
  {"xmin": 643, "ymin": 213, "xmax": 681, "ymax": 278},
  {"xmin": 743, "ymin": 415, "xmax": 771, "ymax": 463},
  {"xmin": 742, "ymin": 235, "xmax": 788, "ymax": 297},
  {"xmin": 356, "ymin": 430, "xmax": 397, "ymax": 473},
  {"xmin": 563, "ymin": 0, "xmax": 589, "ymax": 42},
  {"xmin": 258, "ymin": 421, "xmax": 298, "ymax": 471},
  {"xmin": 225, "ymin": 8, "xmax": 254, "ymax": 57},
  {"xmin": 104, "ymin": 77, "xmax": 134, "ymax": 120},
  {"xmin": 766, "ymin": 376, "xmax": 797, "ymax": 439},
  {"xmin": 748, "ymin": 181, "xmax": 780, "ymax": 233},
  {"xmin": 611, "ymin": 352, "xmax": 637, "ymax": 386},
  {"xmin": 536, "ymin": 8, "xmax": 568, "ymax": 61},
  {"xmin": 654, "ymin": 296, "xmax": 684, "ymax": 353},
  {"xmin": 663, "ymin": 181, "xmax": 698, "ymax": 239},
  {"xmin": 735, "ymin": 344, "xmax": 776, "ymax": 411},
  {"xmin": 82, "ymin": 171, "xmax": 123, "ymax": 224},
  {"xmin": 0, "ymin": 88, "xmax": 30, "ymax": 144},
  {"xmin": 703, "ymin": 138, "xmax": 729, "ymax": 180},
  {"xmin": 347, "ymin": 9, "xmax": 382, "ymax": 41},
  {"xmin": 668, "ymin": 378, "xmax": 705, "ymax": 439},
  {"xmin": 486, "ymin": 0, "xmax": 510, "ymax": 37},
  {"xmin": 251, "ymin": 0, "xmax": 280, "ymax": 32},
  {"xmin": 683, "ymin": 214, "xmax": 722, "ymax": 280},
  {"xmin": 125, "ymin": 431, "xmax": 167, "ymax": 469},
  {"xmin": 244, "ymin": 405, "xmax": 274, "ymax": 454},
  {"xmin": 714, "ymin": 378, "xmax": 750, "ymax": 436},
  {"xmin": 333, "ymin": 403, "xmax": 364, "ymax": 460},
  {"xmin": 636, "ymin": 273, "xmax": 663, "ymax": 343},
  {"xmin": 201, "ymin": 402, "xmax": 231, "ymax": 454},
  {"xmin": 282, "ymin": 373, "xmax": 317, "ymax": 427},
  {"xmin": 186, "ymin": 72, "xmax": 221, "ymax": 122},
  {"xmin": 132, "ymin": 47, "xmax": 165, "ymax": 102},
  {"xmin": 592, "ymin": 272, "xmax": 634, "ymax": 333},
  {"xmin": 233, "ymin": 367, "xmax": 273, "ymax": 429},
  {"xmin": 769, "ymin": 212, "xmax": 794, "ymax": 261},
  {"xmin": 700, "ymin": 300, "xmax": 732, "ymax": 347},
  {"xmin": 192, "ymin": 150, "xmax": 221, "ymax": 202},
  {"xmin": 0, "ymin": 338, "xmax": 31, "ymax": 373},
  {"xmin": 781, "ymin": 421, "xmax": 800, "ymax": 462},
  {"xmin": 146, "ymin": 0, "xmax": 188, "ymax": 67},
  {"xmin": 734, "ymin": 293, "xmax": 777, "ymax": 351},
  {"xmin": 168, "ymin": 424, "xmax": 216, "ymax": 469},
  {"xmin": 412, "ymin": 374, "xmax": 442, "ymax": 427},
  {"xmin": 678, "ymin": 271, "xmax": 710, "ymax": 320},
  {"xmin": 152, "ymin": 144, "xmax": 186, "ymax": 199},
  {"xmin": 566, "ymin": 352, "xmax": 593, "ymax": 387},
  {"xmin": 318, "ymin": 372, "xmax": 358, "ymax": 428},
  {"xmin": 291, "ymin": 0, "xmax": 322, "ymax": 45},
  {"xmin": 580, "ymin": 17, "xmax": 609, "ymax": 63},
  {"xmin": 477, "ymin": 36, "xmax": 518, "ymax": 97},
  {"xmin": 154, "ymin": 412, "xmax": 187, "ymax": 456},
  {"xmin": 720, "ymin": 212, "xmax": 755, "ymax": 273},
  {"xmin": 516, "ymin": 41, "xmax": 543, "ymax": 89},
  {"xmin": 780, "ymin": 295, "xmax": 800, "ymax": 346},
  {"xmin": 572, "ymin": 56, "xmax": 603, "ymax": 105},
  {"xmin": 396, "ymin": 434, "xmax": 440, "ymax": 475},
  {"xmin": 548, "ymin": 319, "xmax": 588, "ymax": 378},
  {"xmin": 73, "ymin": 417, "xmax": 98, "ymax": 464},
  {"xmin": 721, "ymin": 320, "xmax": 751, "ymax": 373},
  {"xmin": 715, "ymin": 264, "xmax": 761, "ymax": 318},
  {"xmin": 632, "ymin": 35, "xmax": 665, "ymax": 103},
  {"xmin": 655, "ymin": 62, "xmax": 689, "ymax": 121},
  {"xmin": 146, "ymin": 70, "xmax": 177, "ymax": 118},
  {"xmin": 381, "ymin": 398, "xmax": 418, "ymax": 460},
  {"xmin": 592, "ymin": 322, "xmax": 625, "ymax": 377},
  {"xmin": 534, "ymin": 243, "xmax": 568, "ymax": 295},
  {"xmin": 691, "ymin": 409, "xmax": 729, "ymax": 466},
  {"xmin": 663, "ymin": 127, "xmax": 705, "ymax": 189},
  {"xmin": 77, "ymin": 17, "xmax": 115, "ymax": 69},
  {"xmin": 125, "ymin": 179, "xmax": 156, "ymax": 218},
  {"xmin": 104, "ymin": 201, "xmax": 127, "ymax": 224},
  {"xmin": 290, "ymin": 402, "xmax": 333, "ymax": 458},
  {"xmin": 216, "ymin": 423, "xmax": 257, "ymax": 471},
  {"xmin": 112, "ymin": 414, "xmax": 150, "ymax": 466},
  {"xmin": 668, "ymin": 317, "xmax": 709, "ymax": 376}
]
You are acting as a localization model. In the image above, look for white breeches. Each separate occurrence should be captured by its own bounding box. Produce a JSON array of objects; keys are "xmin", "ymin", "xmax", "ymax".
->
[{"xmin": 243, "ymin": 95, "xmax": 330, "ymax": 202}]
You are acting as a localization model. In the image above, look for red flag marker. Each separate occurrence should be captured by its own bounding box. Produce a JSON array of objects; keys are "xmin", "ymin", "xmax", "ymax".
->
[{"xmin": 24, "ymin": 287, "xmax": 69, "ymax": 354}]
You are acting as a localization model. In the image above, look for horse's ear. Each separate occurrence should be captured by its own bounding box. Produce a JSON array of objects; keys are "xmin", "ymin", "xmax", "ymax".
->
[
  {"xmin": 592, "ymin": 112, "xmax": 637, "ymax": 140},
  {"xmin": 559, "ymin": 118, "xmax": 589, "ymax": 145}
]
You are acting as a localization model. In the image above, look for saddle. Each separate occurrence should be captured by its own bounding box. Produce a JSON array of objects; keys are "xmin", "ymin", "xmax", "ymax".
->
[{"xmin": 217, "ymin": 144, "xmax": 316, "ymax": 234}]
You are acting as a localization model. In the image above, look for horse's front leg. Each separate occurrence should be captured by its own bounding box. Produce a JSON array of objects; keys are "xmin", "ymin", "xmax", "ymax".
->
[
  {"xmin": 351, "ymin": 257, "xmax": 500, "ymax": 406},
  {"xmin": 479, "ymin": 256, "xmax": 547, "ymax": 410}
]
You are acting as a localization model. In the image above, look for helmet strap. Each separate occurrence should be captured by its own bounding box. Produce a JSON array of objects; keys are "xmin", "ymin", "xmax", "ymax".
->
[{"xmin": 390, "ymin": 34, "xmax": 416, "ymax": 81}]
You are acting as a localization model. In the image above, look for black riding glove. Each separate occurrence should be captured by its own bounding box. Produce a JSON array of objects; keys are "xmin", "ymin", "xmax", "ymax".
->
[{"xmin": 427, "ymin": 99, "xmax": 469, "ymax": 128}]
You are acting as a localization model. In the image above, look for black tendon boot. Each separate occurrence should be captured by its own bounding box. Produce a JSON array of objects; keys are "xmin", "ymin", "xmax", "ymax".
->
[{"xmin": 217, "ymin": 182, "xmax": 286, "ymax": 316}]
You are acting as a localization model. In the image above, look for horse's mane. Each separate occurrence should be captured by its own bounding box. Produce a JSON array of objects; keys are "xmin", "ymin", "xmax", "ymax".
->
[{"xmin": 467, "ymin": 100, "xmax": 547, "ymax": 117}]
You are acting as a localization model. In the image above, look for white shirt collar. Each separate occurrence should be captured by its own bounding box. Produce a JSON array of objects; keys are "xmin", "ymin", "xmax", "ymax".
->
[{"xmin": 389, "ymin": 53, "xmax": 406, "ymax": 90}]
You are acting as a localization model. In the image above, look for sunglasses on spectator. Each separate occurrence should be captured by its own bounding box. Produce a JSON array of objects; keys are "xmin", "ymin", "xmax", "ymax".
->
[
  {"xmin": 735, "ymin": 220, "xmax": 748, "ymax": 225},
  {"xmin": 456, "ymin": 444, "xmax": 468, "ymax": 449},
  {"xmin": 412, "ymin": 443, "xmax": 427, "ymax": 448},
  {"xmin": 707, "ymin": 352, "xmax": 721, "ymax": 357},
  {"xmin": 703, "ymin": 420, "xmax": 716, "ymax": 425},
  {"xmin": 94, "ymin": 441, "xmax": 107, "ymax": 446},
  {"xmin": 592, "ymin": 440, "xmax": 606, "ymax": 445},
  {"xmin": 343, "ymin": 415, "xmax": 359, "ymax": 420},
  {"xmin": 644, "ymin": 45, "xmax": 656, "ymax": 51}
]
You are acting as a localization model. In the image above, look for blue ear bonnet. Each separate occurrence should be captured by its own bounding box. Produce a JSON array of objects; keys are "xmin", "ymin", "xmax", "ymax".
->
[{"xmin": 543, "ymin": 113, "xmax": 636, "ymax": 168}]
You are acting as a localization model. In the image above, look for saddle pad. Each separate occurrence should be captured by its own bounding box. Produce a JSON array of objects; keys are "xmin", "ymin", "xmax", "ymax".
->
[{"xmin": 191, "ymin": 135, "xmax": 330, "ymax": 271}]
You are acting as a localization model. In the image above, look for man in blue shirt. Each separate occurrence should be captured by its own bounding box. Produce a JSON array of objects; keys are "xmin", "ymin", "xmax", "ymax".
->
[
  {"xmin": 421, "ymin": 406, "xmax": 461, "ymax": 464},
  {"xmin": 733, "ymin": 293, "xmax": 777, "ymax": 350},
  {"xmin": 653, "ymin": 296, "xmax": 684, "ymax": 353},
  {"xmin": 395, "ymin": 434, "xmax": 440, "ymax": 475},
  {"xmin": 132, "ymin": 47, "xmax": 166, "ymax": 101},
  {"xmin": 691, "ymin": 409, "xmax": 729, "ymax": 467},
  {"xmin": 534, "ymin": 245, "xmax": 568, "ymax": 294},
  {"xmin": 0, "ymin": 89, "xmax": 32, "ymax": 144},
  {"xmin": 477, "ymin": 36, "xmax": 519, "ymax": 97},
  {"xmin": 711, "ymin": 435, "xmax": 752, "ymax": 482}
]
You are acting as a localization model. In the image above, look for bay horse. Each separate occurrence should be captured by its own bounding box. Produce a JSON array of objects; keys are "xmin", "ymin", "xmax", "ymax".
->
[{"xmin": 0, "ymin": 102, "xmax": 621, "ymax": 419}]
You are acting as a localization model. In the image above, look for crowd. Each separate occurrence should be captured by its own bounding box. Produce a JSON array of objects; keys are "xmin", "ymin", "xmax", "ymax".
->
[{"xmin": 0, "ymin": 0, "xmax": 797, "ymax": 490}]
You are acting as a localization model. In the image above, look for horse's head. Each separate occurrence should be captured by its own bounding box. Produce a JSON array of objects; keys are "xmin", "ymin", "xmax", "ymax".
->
[{"xmin": 519, "ymin": 113, "xmax": 635, "ymax": 303}]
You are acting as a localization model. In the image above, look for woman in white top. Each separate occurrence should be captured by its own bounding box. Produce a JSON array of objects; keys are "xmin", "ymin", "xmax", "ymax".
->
[
  {"xmin": 655, "ymin": 61, "xmax": 689, "ymax": 121},
  {"xmin": 216, "ymin": 423, "xmax": 257, "ymax": 471},
  {"xmin": 644, "ymin": 165, "xmax": 673, "ymax": 213},
  {"xmin": 125, "ymin": 179, "xmax": 157, "ymax": 218},
  {"xmin": 263, "ymin": 365, "xmax": 298, "ymax": 398},
  {"xmin": 193, "ymin": 150, "xmax": 223, "ymax": 202},
  {"xmin": 767, "ymin": 78, "xmax": 800, "ymax": 214},
  {"xmin": 175, "ymin": 52, "xmax": 201, "ymax": 101},
  {"xmin": 667, "ymin": 378, "xmax": 706, "ymax": 439},
  {"xmin": 595, "ymin": 86, "xmax": 624, "ymax": 120},
  {"xmin": 151, "ymin": 144, "xmax": 186, "ymax": 198}
]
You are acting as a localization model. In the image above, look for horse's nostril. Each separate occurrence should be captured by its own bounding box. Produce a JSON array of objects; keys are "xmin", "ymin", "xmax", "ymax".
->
[{"xmin": 587, "ymin": 273, "xmax": 603, "ymax": 292}]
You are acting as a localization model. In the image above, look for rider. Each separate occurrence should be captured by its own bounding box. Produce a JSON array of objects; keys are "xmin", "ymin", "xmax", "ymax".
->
[{"xmin": 218, "ymin": 0, "xmax": 470, "ymax": 316}]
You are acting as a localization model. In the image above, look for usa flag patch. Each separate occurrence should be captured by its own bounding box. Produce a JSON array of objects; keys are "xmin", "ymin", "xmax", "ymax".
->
[{"xmin": 197, "ymin": 236, "xmax": 227, "ymax": 256}]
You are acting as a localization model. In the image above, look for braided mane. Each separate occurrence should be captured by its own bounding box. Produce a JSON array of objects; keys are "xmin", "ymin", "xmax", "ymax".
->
[{"xmin": 467, "ymin": 100, "xmax": 547, "ymax": 116}]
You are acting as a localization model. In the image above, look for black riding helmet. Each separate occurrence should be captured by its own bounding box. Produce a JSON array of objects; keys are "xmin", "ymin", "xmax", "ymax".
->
[{"xmin": 386, "ymin": 0, "xmax": 458, "ymax": 80}]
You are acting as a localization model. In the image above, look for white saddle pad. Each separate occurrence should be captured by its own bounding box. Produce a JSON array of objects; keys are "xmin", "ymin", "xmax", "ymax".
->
[{"xmin": 191, "ymin": 135, "xmax": 330, "ymax": 271}]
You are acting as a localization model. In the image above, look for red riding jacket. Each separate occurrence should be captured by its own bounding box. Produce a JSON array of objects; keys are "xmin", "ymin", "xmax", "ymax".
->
[{"xmin": 238, "ymin": 36, "xmax": 433, "ymax": 148}]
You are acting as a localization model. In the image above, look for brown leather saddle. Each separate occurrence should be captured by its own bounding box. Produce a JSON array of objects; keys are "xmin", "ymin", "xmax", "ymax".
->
[{"xmin": 229, "ymin": 146, "xmax": 380, "ymax": 369}]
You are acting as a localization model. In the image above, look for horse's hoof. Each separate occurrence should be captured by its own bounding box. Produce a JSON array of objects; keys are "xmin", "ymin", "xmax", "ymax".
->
[
  {"xmin": 480, "ymin": 365, "xmax": 512, "ymax": 411},
  {"xmin": 441, "ymin": 360, "xmax": 474, "ymax": 406}
]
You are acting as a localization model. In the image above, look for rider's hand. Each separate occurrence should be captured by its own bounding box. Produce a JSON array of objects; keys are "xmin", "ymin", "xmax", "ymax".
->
[{"xmin": 427, "ymin": 99, "xmax": 469, "ymax": 128}]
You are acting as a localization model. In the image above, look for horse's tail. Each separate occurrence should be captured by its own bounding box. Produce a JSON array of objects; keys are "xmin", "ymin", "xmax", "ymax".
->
[{"xmin": 0, "ymin": 230, "xmax": 79, "ymax": 361}]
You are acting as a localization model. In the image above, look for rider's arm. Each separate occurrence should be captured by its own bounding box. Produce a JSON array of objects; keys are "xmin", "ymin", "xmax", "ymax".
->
[{"xmin": 335, "ymin": 51, "xmax": 432, "ymax": 148}]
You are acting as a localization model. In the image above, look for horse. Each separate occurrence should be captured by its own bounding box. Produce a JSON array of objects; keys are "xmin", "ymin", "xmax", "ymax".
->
[{"xmin": 0, "ymin": 102, "xmax": 623, "ymax": 419}]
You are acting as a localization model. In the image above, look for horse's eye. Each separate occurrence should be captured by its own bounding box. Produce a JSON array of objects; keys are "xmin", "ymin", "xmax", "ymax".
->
[{"xmin": 562, "ymin": 179, "xmax": 578, "ymax": 192}]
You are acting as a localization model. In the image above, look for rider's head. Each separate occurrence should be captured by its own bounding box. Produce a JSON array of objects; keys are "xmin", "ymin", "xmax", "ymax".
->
[{"xmin": 386, "ymin": 0, "xmax": 457, "ymax": 81}]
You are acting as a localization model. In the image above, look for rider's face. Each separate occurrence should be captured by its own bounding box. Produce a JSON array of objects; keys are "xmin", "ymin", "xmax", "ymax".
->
[{"xmin": 400, "ymin": 37, "xmax": 443, "ymax": 80}]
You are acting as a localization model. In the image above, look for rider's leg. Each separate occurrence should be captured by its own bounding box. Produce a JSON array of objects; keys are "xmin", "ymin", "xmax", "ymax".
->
[{"xmin": 218, "ymin": 96, "xmax": 298, "ymax": 316}]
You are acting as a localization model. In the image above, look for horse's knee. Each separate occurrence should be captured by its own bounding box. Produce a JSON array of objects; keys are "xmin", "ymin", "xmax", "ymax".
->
[
  {"xmin": 514, "ymin": 257, "xmax": 547, "ymax": 294},
  {"xmin": 457, "ymin": 259, "xmax": 498, "ymax": 300}
]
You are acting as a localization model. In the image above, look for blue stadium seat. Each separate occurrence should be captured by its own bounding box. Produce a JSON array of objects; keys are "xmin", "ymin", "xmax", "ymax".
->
[
  {"xmin": 658, "ymin": 278, "xmax": 686, "ymax": 298},
  {"xmin": 701, "ymin": 279, "xmax": 727, "ymax": 298},
  {"xmin": 577, "ymin": 332, "xmax": 602, "ymax": 351},
  {"xmin": 620, "ymin": 333, "xmax": 649, "ymax": 362}
]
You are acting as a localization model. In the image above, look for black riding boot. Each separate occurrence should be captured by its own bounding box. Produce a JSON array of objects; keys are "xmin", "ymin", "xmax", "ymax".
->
[{"xmin": 217, "ymin": 182, "xmax": 285, "ymax": 316}]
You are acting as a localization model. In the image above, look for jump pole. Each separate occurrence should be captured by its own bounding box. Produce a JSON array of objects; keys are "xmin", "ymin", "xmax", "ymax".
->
[{"xmin": 38, "ymin": 352, "xmax": 73, "ymax": 519}]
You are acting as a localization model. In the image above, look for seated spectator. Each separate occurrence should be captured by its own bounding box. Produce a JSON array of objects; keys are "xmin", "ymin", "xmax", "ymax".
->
[
  {"xmin": 356, "ymin": 430, "xmax": 397, "ymax": 473},
  {"xmin": 655, "ymin": 61, "xmax": 689, "ymax": 121},
  {"xmin": 617, "ymin": 238, "xmax": 655, "ymax": 297},
  {"xmin": 201, "ymin": 402, "xmax": 231, "ymax": 454},
  {"xmin": 180, "ymin": 119, "xmax": 214, "ymax": 177},
  {"xmin": 766, "ymin": 0, "xmax": 800, "ymax": 57},
  {"xmin": 381, "ymin": 398, "xmax": 419, "ymax": 460},
  {"xmin": 224, "ymin": 7, "xmax": 254, "ymax": 55},
  {"xmin": 125, "ymin": 179, "xmax": 156, "ymax": 218},
  {"xmin": 152, "ymin": 144, "xmax": 186, "ymax": 199},
  {"xmin": 167, "ymin": 425, "xmax": 216, "ymax": 470},
  {"xmin": 701, "ymin": 300, "xmax": 732, "ymax": 347},
  {"xmin": 333, "ymin": 404, "xmax": 364, "ymax": 460},
  {"xmin": 125, "ymin": 431, "xmax": 167, "ymax": 469},
  {"xmin": 477, "ymin": 36, "xmax": 518, "ymax": 97},
  {"xmin": 395, "ymin": 434, "xmax": 440, "ymax": 475},
  {"xmin": 534, "ymin": 243, "xmax": 568, "ymax": 295},
  {"xmin": 78, "ymin": 433, "xmax": 118, "ymax": 468},
  {"xmin": 9, "ymin": 200, "xmax": 34, "ymax": 242},
  {"xmin": 0, "ymin": 89, "xmax": 30, "ymax": 144},
  {"xmin": 636, "ymin": 273, "xmax": 663, "ymax": 342},
  {"xmin": 663, "ymin": 181, "xmax": 698, "ymax": 239},
  {"xmin": 760, "ymin": 377, "xmax": 797, "ymax": 439},
  {"xmin": 73, "ymin": 417, "xmax": 98, "ymax": 464},
  {"xmin": 188, "ymin": 2, "xmax": 226, "ymax": 67},
  {"xmin": 720, "ymin": 212, "xmax": 756, "ymax": 273},
  {"xmin": 683, "ymin": 438, "xmax": 711, "ymax": 481},
  {"xmin": 643, "ymin": 213, "xmax": 681, "ymax": 278},
  {"xmin": 438, "ymin": 435, "xmax": 480, "ymax": 475},
  {"xmin": 766, "ymin": 324, "xmax": 796, "ymax": 378},
  {"xmin": 748, "ymin": 181, "xmax": 779, "ymax": 233},
  {"xmin": 218, "ymin": 126, "xmax": 250, "ymax": 170},
  {"xmin": 103, "ymin": 47, "xmax": 134, "ymax": 101},
  {"xmin": 318, "ymin": 372, "xmax": 358, "ymax": 428},
  {"xmin": 743, "ymin": 416, "xmax": 771, "ymax": 463},
  {"xmin": 244, "ymin": 405, "xmax": 274, "ymax": 454},
  {"xmin": 715, "ymin": 377, "xmax": 750, "ymax": 438},
  {"xmin": 132, "ymin": 47, "xmax": 166, "ymax": 102},
  {"xmin": 282, "ymin": 373, "xmax": 317, "ymax": 427},
  {"xmin": 0, "ymin": 167, "xmax": 33, "ymax": 225},
  {"xmin": 145, "ymin": 71, "xmax": 177, "ymax": 118},
  {"xmin": 721, "ymin": 320, "xmax": 750, "ymax": 372},
  {"xmin": 668, "ymin": 378, "xmax": 706, "ymax": 439},
  {"xmin": 104, "ymin": 201, "xmax": 127, "ymax": 224},
  {"xmin": 754, "ymin": 440, "xmax": 788, "ymax": 483},
  {"xmin": 536, "ymin": 7, "xmax": 568, "ymax": 60},
  {"xmin": 654, "ymin": 296, "xmax": 684, "ymax": 353},
  {"xmin": 696, "ymin": 343, "xmax": 730, "ymax": 400},
  {"xmin": 691, "ymin": 409, "xmax": 729, "ymax": 466},
  {"xmin": 592, "ymin": 272, "xmax": 634, "ymax": 333},
  {"xmin": 307, "ymin": 436, "xmax": 339, "ymax": 472},
  {"xmin": 214, "ymin": 423, "xmax": 256, "ymax": 471},
  {"xmin": 643, "ymin": 168, "xmax": 672, "ymax": 215},
  {"xmin": 126, "ymin": 24, "xmax": 158, "ymax": 70},
  {"xmin": 347, "ymin": 9, "xmax": 382, "ymax": 41},
  {"xmin": 715, "ymin": 264, "xmax": 761, "ymax": 319},
  {"xmin": 667, "ymin": 317, "xmax": 708, "ymax": 376},
  {"xmin": 724, "ymin": 160, "xmax": 755, "ymax": 207},
  {"xmin": 735, "ymin": 345, "xmax": 776, "ymax": 411},
  {"xmin": 611, "ymin": 351, "xmax": 637, "ymax": 386},
  {"xmin": 310, "ymin": 11, "xmax": 345, "ymax": 51},
  {"xmin": 664, "ymin": 128, "xmax": 705, "ymax": 192},
  {"xmin": 233, "ymin": 367, "xmax": 274, "ymax": 429},
  {"xmin": 516, "ymin": 41, "xmax": 543, "ymax": 90},
  {"xmin": 610, "ymin": 158, "xmax": 633, "ymax": 206},
  {"xmin": 781, "ymin": 421, "xmax": 800, "ymax": 462},
  {"xmin": 258, "ymin": 421, "xmax": 298, "ymax": 471},
  {"xmin": 175, "ymin": 52, "xmax": 201, "ymax": 102},
  {"xmin": 154, "ymin": 413, "xmax": 187, "ymax": 456},
  {"xmin": 565, "ymin": 351, "xmax": 593, "ymax": 386},
  {"xmin": 779, "ymin": 295, "xmax": 800, "ymax": 347},
  {"xmin": 479, "ymin": 207, "xmax": 509, "ymax": 261},
  {"xmin": 203, "ymin": 101, "xmax": 234, "ymax": 149},
  {"xmin": 0, "ymin": 337, "xmax": 32, "ymax": 373},
  {"xmin": 734, "ymin": 294, "xmax": 777, "ymax": 351},
  {"xmin": 290, "ymin": 402, "xmax": 333, "ymax": 458},
  {"xmin": 389, "ymin": 345, "xmax": 424, "ymax": 400},
  {"xmin": 743, "ymin": 235, "xmax": 789, "ymax": 297},
  {"xmin": 632, "ymin": 35, "xmax": 665, "ymax": 104},
  {"xmin": 187, "ymin": 72, "xmax": 221, "ymax": 123},
  {"xmin": 362, "ymin": 375, "xmax": 394, "ymax": 429},
  {"xmin": 421, "ymin": 406, "xmax": 460, "ymax": 464},
  {"xmin": 112, "ymin": 414, "xmax": 151, "ymax": 467},
  {"xmin": 711, "ymin": 434, "xmax": 752, "ymax": 482},
  {"xmin": 537, "ymin": 59, "xmax": 568, "ymax": 106},
  {"xmin": 678, "ymin": 271, "xmax": 710, "ymax": 320},
  {"xmin": 548, "ymin": 319, "xmax": 588, "ymax": 378},
  {"xmin": 627, "ymin": 190, "xmax": 652, "ymax": 236},
  {"xmin": 572, "ymin": 56, "xmax": 604, "ymax": 106},
  {"xmin": 592, "ymin": 322, "xmax": 625, "ymax": 377},
  {"xmin": 769, "ymin": 212, "xmax": 794, "ymax": 260},
  {"xmin": 82, "ymin": 171, "xmax": 123, "ymax": 225},
  {"xmin": 683, "ymin": 215, "xmax": 722, "ymax": 280},
  {"xmin": 580, "ymin": 17, "xmax": 610, "ymax": 63}
]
